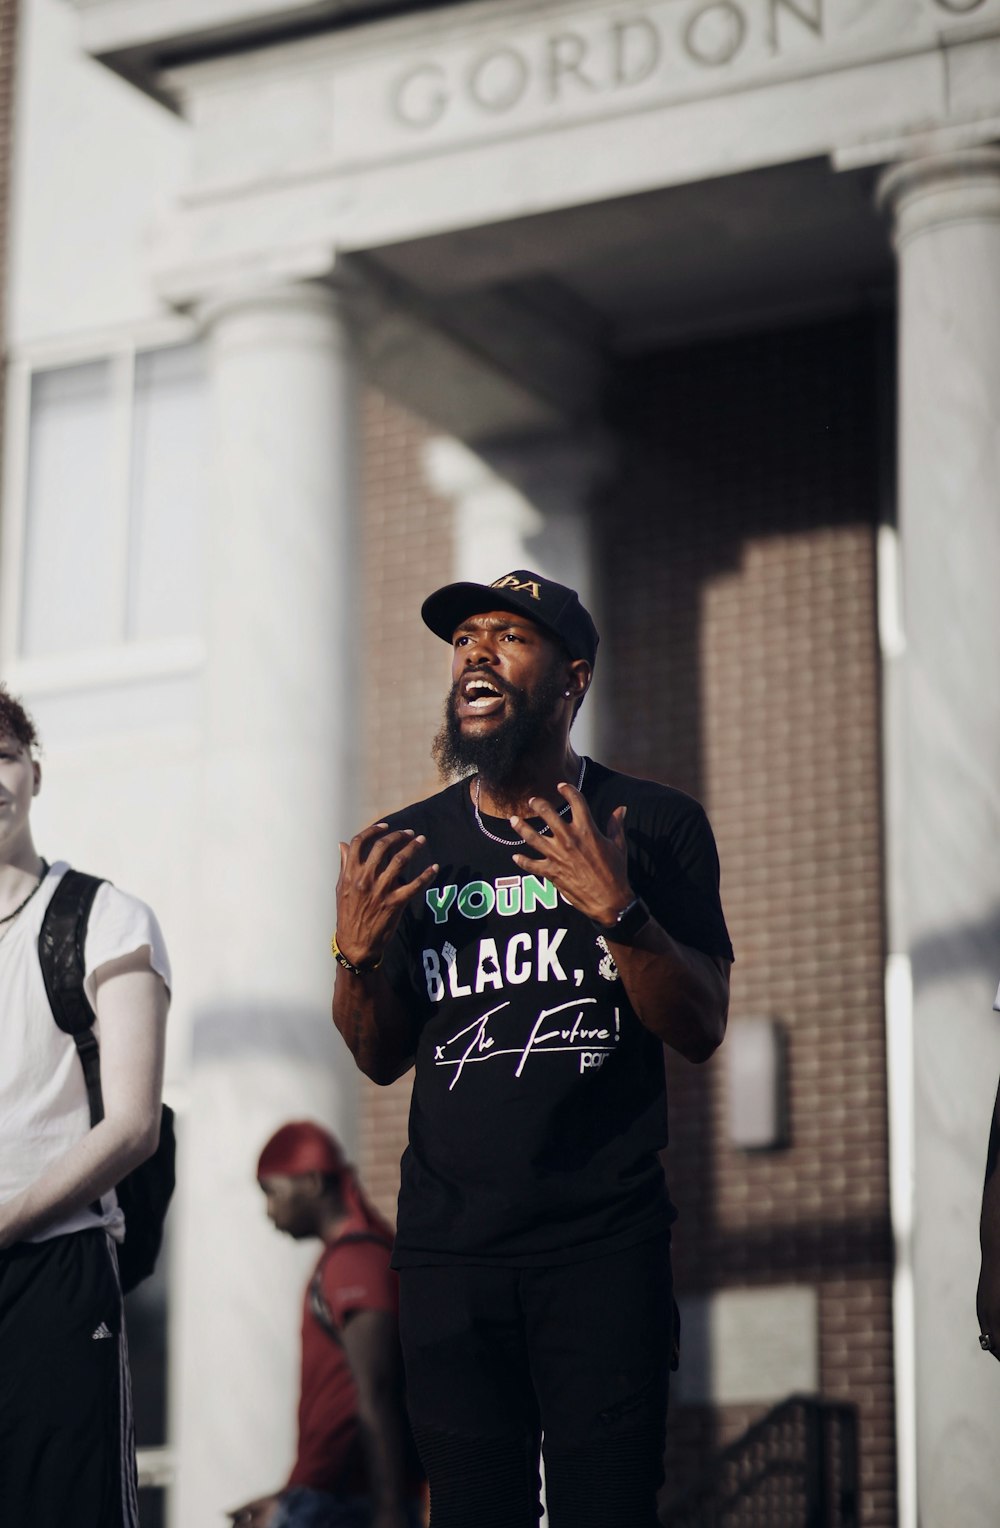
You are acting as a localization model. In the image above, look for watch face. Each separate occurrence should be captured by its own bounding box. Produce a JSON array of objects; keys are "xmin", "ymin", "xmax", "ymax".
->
[{"xmin": 630, "ymin": 899, "xmax": 653, "ymax": 933}]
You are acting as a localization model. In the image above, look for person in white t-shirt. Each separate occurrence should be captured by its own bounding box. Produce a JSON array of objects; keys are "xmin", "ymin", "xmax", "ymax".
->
[
  {"xmin": 0, "ymin": 683, "xmax": 171, "ymax": 1528},
  {"xmin": 977, "ymin": 979, "xmax": 1000, "ymax": 1362}
]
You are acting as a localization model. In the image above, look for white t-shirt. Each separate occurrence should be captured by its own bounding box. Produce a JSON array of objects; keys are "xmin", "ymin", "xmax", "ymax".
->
[{"xmin": 0, "ymin": 861, "xmax": 171, "ymax": 1243}]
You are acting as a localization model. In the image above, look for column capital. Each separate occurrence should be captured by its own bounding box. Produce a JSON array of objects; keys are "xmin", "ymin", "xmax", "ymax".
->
[
  {"xmin": 197, "ymin": 272, "xmax": 361, "ymax": 334},
  {"xmin": 877, "ymin": 147, "xmax": 1000, "ymax": 249}
]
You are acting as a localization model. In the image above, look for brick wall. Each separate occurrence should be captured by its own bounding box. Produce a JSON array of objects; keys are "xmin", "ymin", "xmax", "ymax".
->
[
  {"xmin": 0, "ymin": 0, "xmax": 19, "ymax": 484},
  {"xmin": 357, "ymin": 386, "xmax": 454, "ymax": 1222},
  {"xmin": 602, "ymin": 315, "xmax": 894, "ymax": 1523},
  {"xmin": 358, "ymin": 314, "xmax": 895, "ymax": 1523}
]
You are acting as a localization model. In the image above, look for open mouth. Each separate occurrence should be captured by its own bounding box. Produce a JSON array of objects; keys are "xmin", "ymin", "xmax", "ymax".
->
[{"xmin": 458, "ymin": 675, "xmax": 507, "ymax": 717}]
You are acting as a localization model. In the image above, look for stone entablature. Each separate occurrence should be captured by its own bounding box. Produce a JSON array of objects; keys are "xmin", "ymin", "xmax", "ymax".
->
[
  {"xmin": 174, "ymin": 0, "xmax": 1000, "ymax": 183},
  {"xmin": 288, "ymin": 0, "xmax": 1000, "ymax": 167},
  {"xmin": 83, "ymin": 0, "xmax": 1000, "ymax": 300}
]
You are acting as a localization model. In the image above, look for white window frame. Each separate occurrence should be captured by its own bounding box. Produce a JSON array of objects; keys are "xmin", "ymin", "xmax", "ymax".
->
[
  {"xmin": 1, "ymin": 316, "xmax": 208, "ymax": 693},
  {"xmin": 136, "ymin": 1445, "xmax": 176, "ymax": 1492}
]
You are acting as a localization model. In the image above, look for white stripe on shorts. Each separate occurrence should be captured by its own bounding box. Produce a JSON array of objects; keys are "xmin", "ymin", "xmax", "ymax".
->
[{"xmin": 105, "ymin": 1233, "xmax": 140, "ymax": 1528}]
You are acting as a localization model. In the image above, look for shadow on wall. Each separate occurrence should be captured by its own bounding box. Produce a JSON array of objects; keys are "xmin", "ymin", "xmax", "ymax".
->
[
  {"xmin": 599, "ymin": 311, "xmax": 895, "ymax": 1500},
  {"xmin": 909, "ymin": 908, "xmax": 1000, "ymax": 993}
]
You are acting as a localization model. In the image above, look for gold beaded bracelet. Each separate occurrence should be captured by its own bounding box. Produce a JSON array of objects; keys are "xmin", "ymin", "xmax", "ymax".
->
[{"xmin": 331, "ymin": 932, "xmax": 383, "ymax": 975}]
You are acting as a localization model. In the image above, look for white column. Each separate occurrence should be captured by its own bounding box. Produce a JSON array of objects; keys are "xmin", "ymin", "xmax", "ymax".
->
[
  {"xmin": 423, "ymin": 436, "xmax": 545, "ymax": 582},
  {"xmin": 878, "ymin": 149, "xmax": 1000, "ymax": 1528},
  {"xmin": 172, "ymin": 281, "xmax": 361, "ymax": 1526}
]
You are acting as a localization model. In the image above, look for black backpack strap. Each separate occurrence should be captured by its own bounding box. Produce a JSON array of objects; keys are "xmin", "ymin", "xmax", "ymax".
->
[
  {"xmin": 38, "ymin": 870, "xmax": 107, "ymax": 1127},
  {"xmin": 308, "ymin": 1231, "xmax": 394, "ymax": 1344},
  {"xmin": 308, "ymin": 1260, "xmax": 341, "ymax": 1344}
]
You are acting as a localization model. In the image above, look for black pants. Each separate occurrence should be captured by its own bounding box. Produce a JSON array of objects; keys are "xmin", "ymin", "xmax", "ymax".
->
[
  {"xmin": 398, "ymin": 1232, "xmax": 672, "ymax": 1528},
  {"xmin": 0, "ymin": 1230, "xmax": 138, "ymax": 1528}
]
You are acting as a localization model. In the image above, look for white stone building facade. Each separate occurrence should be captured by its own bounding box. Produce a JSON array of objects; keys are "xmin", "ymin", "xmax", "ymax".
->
[{"xmin": 2, "ymin": 1, "xmax": 999, "ymax": 1524}]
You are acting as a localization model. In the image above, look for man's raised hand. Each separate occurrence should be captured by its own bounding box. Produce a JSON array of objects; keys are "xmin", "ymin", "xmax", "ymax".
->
[
  {"xmin": 336, "ymin": 822, "xmax": 438, "ymax": 969},
  {"xmin": 509, "ymin": 785, "xmax": 633, "ymax": 926}
]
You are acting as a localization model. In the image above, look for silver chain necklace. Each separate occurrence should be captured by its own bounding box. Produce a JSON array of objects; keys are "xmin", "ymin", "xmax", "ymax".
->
[{"xmin": 473, "ymin": 758, "xmax": 587, "ymax": 847}]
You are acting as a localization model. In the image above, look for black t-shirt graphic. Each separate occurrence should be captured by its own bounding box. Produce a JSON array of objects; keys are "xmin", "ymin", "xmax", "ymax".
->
[{"xmin": 380, "ymin": 760, "xmax": 733, "ymax": 1267}]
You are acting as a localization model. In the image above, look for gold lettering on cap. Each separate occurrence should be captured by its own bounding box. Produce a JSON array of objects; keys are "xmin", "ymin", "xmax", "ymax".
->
[{"xmin": 491, "ymin": 576, "xmax": 542, "ymax": 600}]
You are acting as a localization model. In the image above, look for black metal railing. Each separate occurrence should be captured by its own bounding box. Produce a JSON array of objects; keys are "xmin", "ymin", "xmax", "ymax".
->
[{"xmin": 661, "ymin": 1394, "xmax": 859, "ymax": 1528}]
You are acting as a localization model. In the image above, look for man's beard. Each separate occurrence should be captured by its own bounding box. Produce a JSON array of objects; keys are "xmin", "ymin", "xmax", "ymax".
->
[{"xmin": 432, "ymin": 666, "xmax": 567, "ymax": 803}]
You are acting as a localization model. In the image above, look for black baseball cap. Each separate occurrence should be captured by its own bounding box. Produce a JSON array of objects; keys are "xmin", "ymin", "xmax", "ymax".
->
[{"xmin": 421, "ymin": 570, "xmax": 599, "ymax": 669}]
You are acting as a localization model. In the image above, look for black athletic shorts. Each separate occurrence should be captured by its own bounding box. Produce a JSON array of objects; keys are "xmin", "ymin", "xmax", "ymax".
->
[
  {"xmin": 0, "ymin": 1229, "xmax": 139, "ymax": 1528},
  {"xmin": 398, "ymin": 1231, "xmax": 673, "ymax": 1528}
]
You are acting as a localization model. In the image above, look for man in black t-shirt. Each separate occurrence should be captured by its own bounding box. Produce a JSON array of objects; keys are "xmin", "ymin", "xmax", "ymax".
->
[{"xmin": 332, "ymin": 570, "xmax": 732, "ymax": 1528}]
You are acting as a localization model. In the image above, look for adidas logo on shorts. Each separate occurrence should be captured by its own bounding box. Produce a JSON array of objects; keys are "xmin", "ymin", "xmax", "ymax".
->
[{"xmin": 91, "ymin": 1322, "xmax": 113, "ymax": 1341}]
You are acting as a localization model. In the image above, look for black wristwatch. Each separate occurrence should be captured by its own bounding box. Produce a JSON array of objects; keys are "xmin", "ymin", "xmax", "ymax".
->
[{"xmin": 592, "ymin": 895, "xmax": 651, "ymax": 945}]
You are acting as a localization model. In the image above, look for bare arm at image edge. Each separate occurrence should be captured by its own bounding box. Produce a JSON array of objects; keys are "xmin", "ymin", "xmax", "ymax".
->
[
  {"xmin": 978, "ymin": 1051, "xmax": 1000, "ymax": 1360},
  {"xmin": 341, "ymin": 1308, "xmax": 414, "ymax": 1528}
]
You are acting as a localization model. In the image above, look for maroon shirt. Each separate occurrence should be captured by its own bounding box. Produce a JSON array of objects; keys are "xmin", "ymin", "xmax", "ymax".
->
[{"xmin": 287, "ymin": 1231, "xmax": 399, "ymax": 1494}]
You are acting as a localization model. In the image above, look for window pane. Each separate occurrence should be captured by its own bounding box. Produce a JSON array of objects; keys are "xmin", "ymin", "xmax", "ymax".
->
[
  {"xmin": 21, "ymin": 361, "xmax": 122, "ymax": 656},
  {"xmin": 127, "ymin": 345, "xmax": 207, "ymax": 643}
]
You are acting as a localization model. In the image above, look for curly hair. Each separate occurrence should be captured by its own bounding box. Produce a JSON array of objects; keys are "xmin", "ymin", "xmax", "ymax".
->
[{"xmin": 0, "ymin": 685, "xmax": 40, "ymax": 753}]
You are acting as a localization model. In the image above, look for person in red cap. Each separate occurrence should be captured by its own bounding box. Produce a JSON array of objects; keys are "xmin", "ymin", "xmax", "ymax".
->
[
  {"xmin": 228, "ymin": 1121, "xmax": 423, "ymax": 1528},
  {"xmin": 331, "ymin": 570, "xmax": 733, "ymax": 1528}
]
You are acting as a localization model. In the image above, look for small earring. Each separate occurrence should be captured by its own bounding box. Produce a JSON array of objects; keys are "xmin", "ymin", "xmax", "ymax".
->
[{"xmin": 563, "ymin": 690, "xmax": 571, "ymax": 697}]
